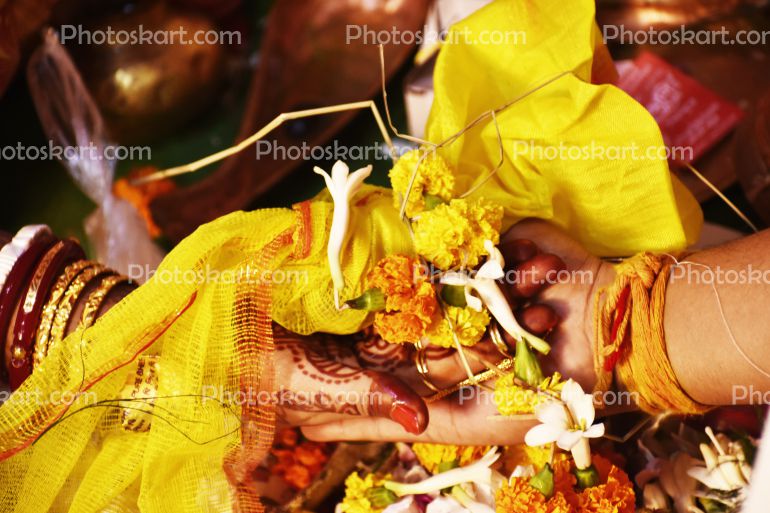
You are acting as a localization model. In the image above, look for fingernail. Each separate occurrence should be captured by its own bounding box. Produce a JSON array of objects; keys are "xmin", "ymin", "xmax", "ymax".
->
[
  {"xmin": 369, "ymin": 372, "xmax": 429, "ymax": 434},
  {"xmin": 390, "ymin": 403, "xmax": 421, "ymax": 434}
]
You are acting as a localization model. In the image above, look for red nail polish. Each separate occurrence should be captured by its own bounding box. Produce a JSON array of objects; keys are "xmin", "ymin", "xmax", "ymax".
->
[{"xmin": 391, "ymin": 403, "xmax": 421, "ymax": 434}]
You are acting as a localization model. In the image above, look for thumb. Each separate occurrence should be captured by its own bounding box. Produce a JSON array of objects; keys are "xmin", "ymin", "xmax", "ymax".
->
[{"xmin": 275, "ymin": 332, "xmax": 428, "ymax": 434}]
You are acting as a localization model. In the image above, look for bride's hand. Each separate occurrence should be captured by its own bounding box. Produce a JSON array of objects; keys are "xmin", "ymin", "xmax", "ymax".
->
[{"xmin": 275, "ymin": 219, "xmax": 614, "ymax": 444}]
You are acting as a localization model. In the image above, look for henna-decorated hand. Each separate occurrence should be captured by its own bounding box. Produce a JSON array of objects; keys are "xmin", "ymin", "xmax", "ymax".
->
[{"xmin": 275, "ymin": 220, "xmax": 615, "ymax": 445}]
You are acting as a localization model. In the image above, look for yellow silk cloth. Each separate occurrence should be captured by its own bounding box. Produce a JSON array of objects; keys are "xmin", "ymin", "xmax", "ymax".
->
[
  {"xmin": 427, "ymin": 0, "xmax": 702, "ymax": 256},
  {"xmin": 0, "ymin": 1, "xmax": 706, "ymax": 511},
  {"xmin": 0, "ymin": 186, "xmax": 410, "ymax": 513}
]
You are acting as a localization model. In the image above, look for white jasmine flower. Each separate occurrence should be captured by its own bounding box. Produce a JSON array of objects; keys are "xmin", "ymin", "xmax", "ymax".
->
[
  {"xmin": 524, "ymin": 379, "xmax": 605, "ymax": 469},
  {"xmin": 382, "ymin": 496, "xmax": 422, "ymax": 513},
  {"xmin": 658, "ymin": 453, "xmax": 700, "ymax": 513},
  {"xmin": 450, "ymin": 485, "xmax": 495, "ymax": 513},
  {"xmin": 643, "ymin": 482, "xmax": 669, "ymax": 510},
  {"xmin": 440, "ymin": 240, "xmax": 550, "ymax": 354},
  {"xmin": 688, "ymin": 428, "xmax": 751, "ymax": 492},
  {"xmin": 425, "ymin": 496, "xmax": 471, "ymax": 513},
  {"xmin": 384, "ymin": 448, "xmax": 504, "ymax": 496},
  {"xmin": 509, "ymin": 465, "xmax": 535, "ymax": 480},
  {"xmin": 314, "ymin": 161, "xmax": 373, "ymax": 308}
]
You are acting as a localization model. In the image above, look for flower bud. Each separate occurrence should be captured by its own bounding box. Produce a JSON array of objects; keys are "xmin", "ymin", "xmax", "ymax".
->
[
  {"xmin": 346, "ymin": 288, "xmax": 386, "ymax": 311},
  {"xmin": 440, "ymin": 284, "xmax": 467, "ymax": 307},
  {"xmin": 529, "ymin": 463, "xmax": 554, "ymax": 498},
  {"xmin": 643, "ymin": 482, "xmax": 668, "ymax": 509},
  {"xmin": 573, "ymin": 464, "xmax": 599, "ymax": 490},
  {"xmin": 514, "ymin": 338, "xmax": 544, "ymax": 387},
  {"xmin": 365, "ymin": 486, "xmax": 398, "ymax": 508}
]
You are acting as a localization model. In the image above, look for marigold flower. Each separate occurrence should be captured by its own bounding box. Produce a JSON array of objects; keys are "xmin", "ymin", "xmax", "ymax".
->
[
  {"xmin": 413, "ymin": 198, "xmax": 503, "ymax": 270},
  {"xmin": 426, "ymin": 305, "xmax": 490, "ymax": 348},
  {"xmin": 412, "ymin": 443, "xmax": 492, "ymax": 474},
  {"xmin": 501, "ymin": 445, "xmax": 561, "ymax": 477},
  {"xmin": 494, "ymin": 373, "xmax": 564, "ymax": 415},
  {"xmin": 496, "ymin": 456, "xmax": 635, "ymax": 513},
  {"xmin": 496, "ymin": 476, "xmax": 571, "ymax": 513},
  {"xmin": 367, "ymin": 255, "xmax": 439, "ymax": 344},
  {"xmin": 572, "ymin": 456, "xmax": 635, "ymax": 513},
  {"xmin": 270, "ymin": 428, "xmax": 329, "ymax": 490},
  {"xmin": 338, "ymin": 472, "xmax": 384, "ymax": 513},
  {"xmin": 389, "ymin": 148, "xmax": 455, "ymax": 218}
]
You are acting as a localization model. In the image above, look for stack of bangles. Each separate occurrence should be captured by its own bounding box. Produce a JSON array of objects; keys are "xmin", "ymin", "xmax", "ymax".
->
[
  {"xmin": 593, "ymin": 252, "xmax": 711, "ymax": 415},
  {"xmin": 0, "ymin": 225, "xmax": 135, "ymax": 391}
]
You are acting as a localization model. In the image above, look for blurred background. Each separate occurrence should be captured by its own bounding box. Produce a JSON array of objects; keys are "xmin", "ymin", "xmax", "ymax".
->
[{"xmin": 0, "ymin": 0, "xmax": 769, "ymax": 252}]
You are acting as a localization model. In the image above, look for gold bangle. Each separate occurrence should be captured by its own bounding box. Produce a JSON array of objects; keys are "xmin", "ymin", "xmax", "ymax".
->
[
  {"xmin": 80, "ymin": 275, "xmax": 127, "ymax": 328},
  {"xmin": 46, "ymin": 264, "xmax": 107, "ymax": 357},
  {"xmin": 488, "ymin": 321, "xmax": 514, "ymax": 359},
  {"xmin": 34, "ymin": 260, "xmax": 95, "ymax": 366}
]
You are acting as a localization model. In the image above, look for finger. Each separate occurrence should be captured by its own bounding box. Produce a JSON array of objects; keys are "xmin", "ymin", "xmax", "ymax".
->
[
  {"xmin": 517, "ymin": 303, "xmax": 559, "ymax": 335},
  {"xmin": 508, "ymin": 253, "xmax": 566, "ymax": 298},
  {"xmin": 501, "ymin": 219, "xmax": 591, "ymax": 273},
  {"xmin": 302, "ymin": 393, "xmax": 536, "ymax": 445},
  {"xmin": 499, "ymin": 238, "xmax": 538, "ymax": 265},
  {"xmin": 275, "ymin": 333, "xmax": 429, "ymax": 434},
  {"xmin": 353, "ymin": 329, "xmax": 415, "ymax": 373}
]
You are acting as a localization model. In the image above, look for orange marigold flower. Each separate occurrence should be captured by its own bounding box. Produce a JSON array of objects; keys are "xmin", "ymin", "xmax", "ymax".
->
[
  {"xmin": 575, "ymin": 456, "xmax": 635, "ymax": 513},
  {"xmin": 283, "ymin": 464, "xmax": 312, "ymax": 490},
  {"xmin": 496, "ymin": 476, "xmax": 571, "ymax": 513},
  {"xmin": 497, "ymin": 455, "xmax": 634, "ymax": 513},
  {"xmin": 270, "ymin": 429, "xmax": 330, "ymax": 490},
  {"xmin": 367, "ymin": 255, "xmax": 439, "ymax": 344},
  {"xmin": 278, "ymin": 427, "xmax": 299, "ymax": 447}
]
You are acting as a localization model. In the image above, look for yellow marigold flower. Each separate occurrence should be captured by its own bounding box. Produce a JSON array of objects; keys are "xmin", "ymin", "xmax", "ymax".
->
[
  {"xmin": 367, "ymin": 255, "xmax": 439, "ymax": 344},
  {"xmin": 338, "ymin": 472, "xmax": 390, "ymax": 513},
  {"xmin": 412, "ymin": 443, "xmax": 491, "ymax": 474},
  {"xmin": 501, "ymin": 444, "xmax": 553, "ymax": 475},
  {"xmin": 389, "ymin": 148, "xmax": 454, "ymax": 218},
  {"xmin": 413, "ymin": 198, "xmax": 503, "ymax": 270},
  {"xmin": 494, "ymin": 373, "xmax": 565, "ymax": 415},
  {"xmin": 426, "ymin": 305, "xmax": 490, "ymax": 348}
]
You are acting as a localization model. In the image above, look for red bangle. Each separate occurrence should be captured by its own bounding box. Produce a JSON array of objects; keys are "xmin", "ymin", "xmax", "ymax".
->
[
  {"xmin": 6, "ymin": 239, "xmax": 84, "ymax": 389},
  {"xmin": 0, "ymin": 231, "xmax": 57, "ymax": 382}
]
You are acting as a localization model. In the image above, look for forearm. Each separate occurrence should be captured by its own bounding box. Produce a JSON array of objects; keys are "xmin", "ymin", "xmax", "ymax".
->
[
  {"xmin": 664, "ymin": 229, "xmax": 770, "ymax": 405},
  {"xmin": 0, "ymin": 227, "xmax": 135, "ymax": 388}
]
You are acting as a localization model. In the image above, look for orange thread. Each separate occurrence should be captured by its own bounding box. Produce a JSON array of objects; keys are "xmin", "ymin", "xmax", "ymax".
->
[{"xmin": 594, "ymin": 253, "xmax": 710, "ymax": 415}]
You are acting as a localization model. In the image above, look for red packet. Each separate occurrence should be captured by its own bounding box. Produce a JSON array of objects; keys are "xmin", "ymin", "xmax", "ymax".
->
[{"xmin": 615, "ymin": 52, "xmax": 744, "ymax": 163}]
